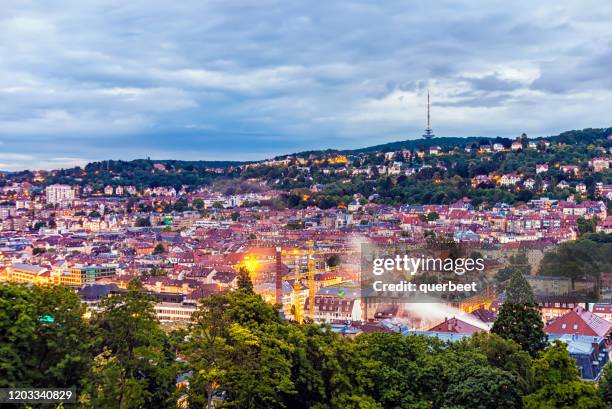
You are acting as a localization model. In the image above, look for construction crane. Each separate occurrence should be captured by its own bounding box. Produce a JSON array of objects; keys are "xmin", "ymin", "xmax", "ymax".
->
[
  {"xmin": 278, "ymin": 241, "xmax": 337, "ymax": 323},
  {"xmin": 234, "ymin": 242, "xmax": 343, "ymax": 323}
]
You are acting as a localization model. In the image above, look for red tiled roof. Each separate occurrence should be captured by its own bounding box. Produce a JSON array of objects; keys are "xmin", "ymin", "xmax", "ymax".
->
[
  {"xmin": 545, "ymin": 306, "xmax": 612, "ymax": 337},
  {"xmin": 428, "ymin": 317, "xmax": 483, "ymax": 334}
]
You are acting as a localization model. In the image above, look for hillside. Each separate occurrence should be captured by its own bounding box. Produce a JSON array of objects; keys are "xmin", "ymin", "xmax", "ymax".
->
[
  {"xmin": 1, "ymin": 127, "xmax": 610, "ymax": 208},
  {"xmin": 274, "ymin": 127, "xmax": 612, "ymax": 159}
]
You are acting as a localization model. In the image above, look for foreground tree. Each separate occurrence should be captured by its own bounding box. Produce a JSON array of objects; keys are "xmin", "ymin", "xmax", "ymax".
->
[
  {"xmin": 598, "ymin": 362, "xmax": 612, "ymax": 406},
  {"xmin": 183, "ymin": 292, "xmax": 232, "ymax": 409},
  {"xmin": 3, "ymin": 283, "xmax": 608, "ymax": 408},
  {"xmin": 351, "ymin": 332, "xmax": 433, "ymax": 408},
  {"xmin": 184, "ymin": 289, "xmax": 295, "ymax": 409},
  {"xmin": 523, "ymin": 341, "xmax": 605, "ymax": 409},
  {"xmin": 184, "ymin": 289, "xmax": 384, "ymax": 409},
  {"xmin": 0, "ymin": 284, "xmax": 91, "ymax": 389},
  {"xmin": 81, "ymin": 279, "xmax": 178, "ymax": 409},
  {"xmin": 442, "ymin": 363, "xmax": 523, "ymax": 409},
  {"xmin": 463, "ymin": 333, "xmax": 534, "ymax": 393},
  {"xmin": 492, "ymin": 270, "xmax": 547, "ymax": 357},
  {"xmin": 287, "ymin": 324, "xmax": 380, "ymax": 409}
]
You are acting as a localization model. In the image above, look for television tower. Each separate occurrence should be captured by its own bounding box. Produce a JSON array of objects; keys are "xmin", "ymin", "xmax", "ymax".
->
[{"xmin": 422, "ymin": 89, "xmax": 435, "ymax": 139}]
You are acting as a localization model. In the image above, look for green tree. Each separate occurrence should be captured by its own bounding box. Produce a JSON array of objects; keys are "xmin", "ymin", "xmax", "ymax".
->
[
  {"xmin": 285, "ymin": 325, "xmax": 379, "ymax": 408},
  {"xmin": 32, "ymin": 247, "xmax": 46, "ymax": 255},
  {"xmin": 426, "ymin": 211, "xmax": 440, "ymax": 222},
  {"xmin": 237, "ymin": 266, "xmax": 254, "ymax": 292},
  {"xmin": 184, "ymin": 290, "xmax": 296, "ymax": 409},
  {"xmin": 183, "ymin": 294, "xmax": 232, "ymax": 409},
  {"xmin": 0, "ymin": 284, "xmax": 91, "ymax": 389},
  {"xmin": 126, "ymin": 197, "xmax": 138, "ymax": 213},
  {"xmin": 599, "ymin": 362, "xmax": 612, "ymax": 406},
  {"xmin": 144, "ymin": 267, "xmax": 167, "ymax": 278},
  {"xmin": 539, "ymin": 235, "xmax": 612, "ymax": 281},
  {"xmin": 464, "ymin": 332, "xmax": 534, "ymax": 393},
  {"xmin": 491, "ymin": 270, "xmax": 547, "ymax": 357},
  {"xmin": 351, "ymin": 332, "xmax": 434, "ymax": 408},
  {"xmin": 577, "ymin": 216, "xmax": 599, "ymax": 236},
  {"xmin": 82, "ymin": 280, "xmax": 178, "ymax": 409},
  {"xmin": 443, "ymin": 363, "xmax": 523, "ymax": 409},
  {"xmin": 192, "ymin": 198, "xmax": 204, "ymax": 210},
  {"xmin": 286, "ymin": 221, "xmax": 305, "ymax": 230},
  {"xmin": 172, "ymin": 198, "xmax": 189, "ymax": 212},
  {"xmin": 504, "ymin": 268, "xmax": 536, "ymax": 304},
  {"xmin": 524, "ymin": 341, "xmax": 605, "ymax": 409}
]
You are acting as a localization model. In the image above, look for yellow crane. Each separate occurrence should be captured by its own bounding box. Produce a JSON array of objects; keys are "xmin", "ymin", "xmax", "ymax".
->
[
  {"xmin": 281, "ymin": 241, "xmax": 333, "ymax": 323},
  {"xmin": 236, "ymin": 241, "xmax": 347, "ymax": 323}
]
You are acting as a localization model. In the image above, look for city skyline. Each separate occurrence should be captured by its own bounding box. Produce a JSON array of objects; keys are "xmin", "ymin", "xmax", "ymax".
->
[
  {"xmin": 1, "ymin": 0, "xmax": 611, "ymax": 170},
  {"xmin": 2, "ymin": 2, "xmax": 612, "ymax": 407}
]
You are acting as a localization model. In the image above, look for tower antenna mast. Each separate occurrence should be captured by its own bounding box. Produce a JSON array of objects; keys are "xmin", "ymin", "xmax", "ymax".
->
[
  {"xmin": 422, "ymin": 89, "xmax": 435, "ymax": 139},
  {"xmin": 427, "ymin": 90, "xmax": 431, "ymax": 129}
]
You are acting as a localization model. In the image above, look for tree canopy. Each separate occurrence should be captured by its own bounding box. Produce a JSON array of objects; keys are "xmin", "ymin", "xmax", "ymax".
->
[
  {"xmin": 523, "ymin": 341, "xmax": 605, "ymax": 409},
  {"xmin": 0, "ymin": 282, "xmax": 606, "ymax": 408}
]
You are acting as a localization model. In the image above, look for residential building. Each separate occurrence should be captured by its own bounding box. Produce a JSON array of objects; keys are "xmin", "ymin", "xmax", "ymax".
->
[{"xmin": 46, "ymin": 184, "xmax": 75, "ymax": 206}]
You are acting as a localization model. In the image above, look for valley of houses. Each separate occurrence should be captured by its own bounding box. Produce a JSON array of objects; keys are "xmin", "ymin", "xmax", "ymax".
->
[{"xmin": 0, "ymin": 152, "xmax": 612, "ymax": 380}]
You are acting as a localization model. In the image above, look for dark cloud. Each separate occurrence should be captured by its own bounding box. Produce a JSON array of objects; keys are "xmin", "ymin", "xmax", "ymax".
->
[
  {"xmin": 0, "ymin": 0, "xmax": 611, "ymax": 169},
  {"xmin": 531, "ymin": 45, "xmax": 612, "ymax": 93},
  {"xmin": 465, "ymin": 75, "xmax": 524, "ymax": 92}
]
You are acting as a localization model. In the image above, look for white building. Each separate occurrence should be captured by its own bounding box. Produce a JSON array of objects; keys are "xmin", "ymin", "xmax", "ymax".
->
[
  {"xmin": 154, "ymin": 300, "xmax": 198, "ymax": 322},
  {"xmin": 499, "ymin": 174, "xmax": 521, "ymax": 186},
  {"xmin": 45, "ymin": 184, "xmax": 75, "ymax": 206},
  {"xmin": 311, "ymin": 285, "xmax": 362, "ymax": 323}
]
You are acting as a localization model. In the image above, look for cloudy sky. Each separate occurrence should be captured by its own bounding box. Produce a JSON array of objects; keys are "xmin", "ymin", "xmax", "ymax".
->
[{"xmin": 1, "ymin": 0, "xmax": 611, "ymax": 170}]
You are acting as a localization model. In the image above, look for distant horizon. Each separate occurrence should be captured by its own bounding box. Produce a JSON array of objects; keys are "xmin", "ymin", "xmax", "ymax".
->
[{"xmin": 3, "ymin": 126, "xmax": 610, "ymax": 173}]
